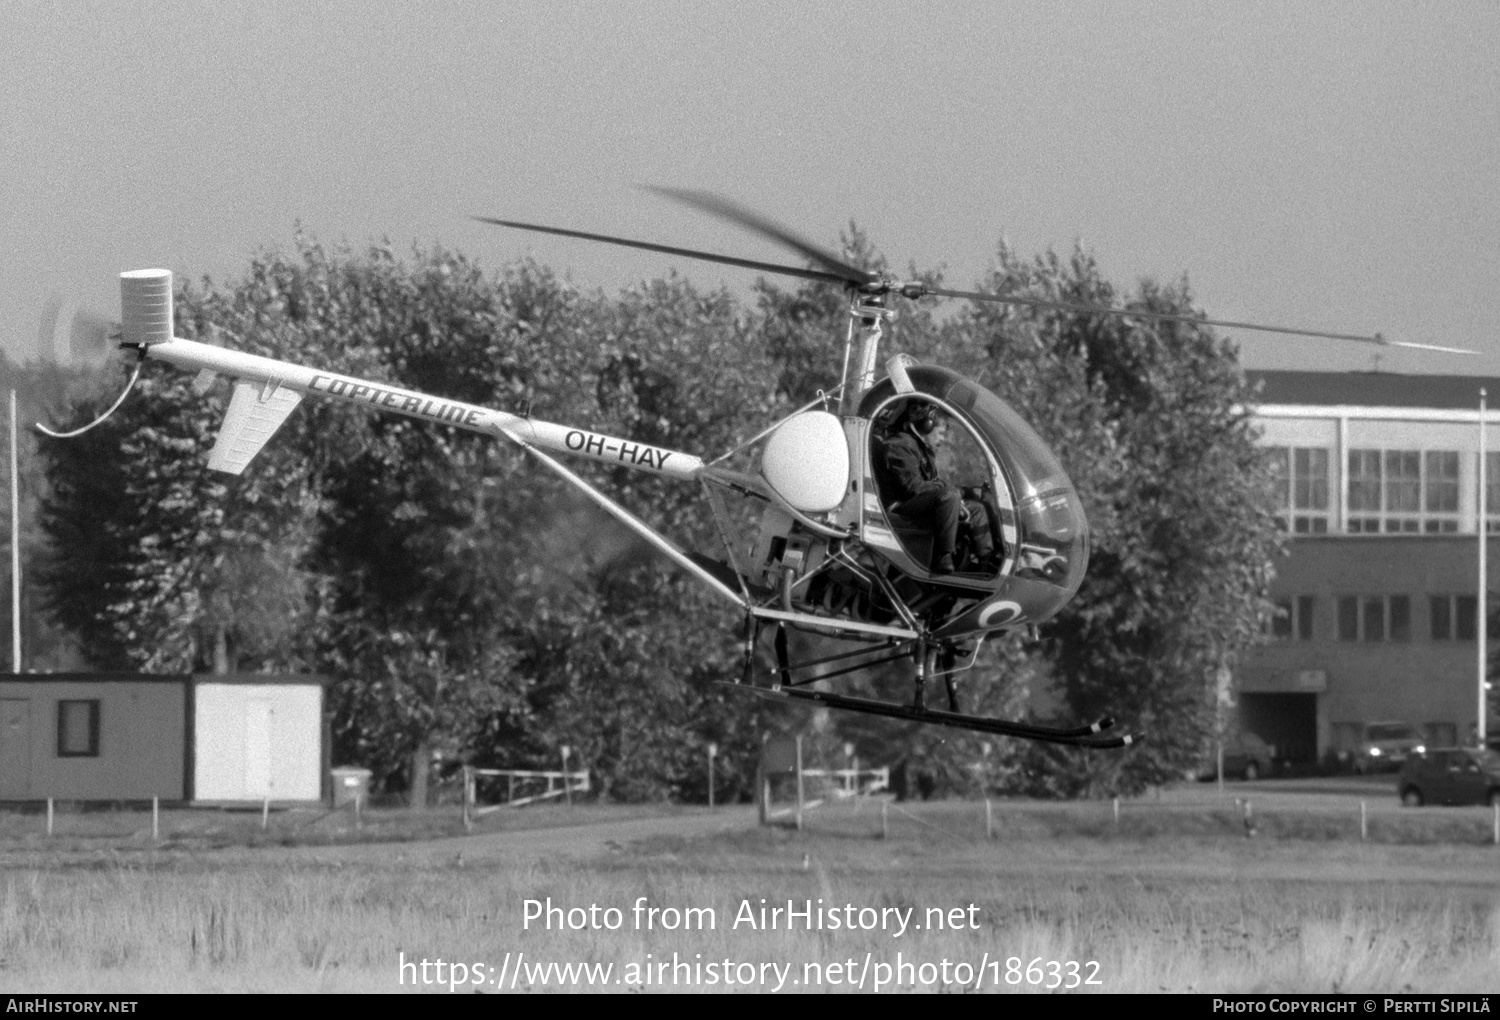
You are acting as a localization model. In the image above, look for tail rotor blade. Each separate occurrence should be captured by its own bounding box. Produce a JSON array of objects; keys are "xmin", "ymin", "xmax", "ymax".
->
[
  {"xmin": 69, "ymin": 309, "xmax": 118, "ymax": 365},
  {"xmin": 38, "ymin": 297, "xmax": 119, "ymax": 366}
]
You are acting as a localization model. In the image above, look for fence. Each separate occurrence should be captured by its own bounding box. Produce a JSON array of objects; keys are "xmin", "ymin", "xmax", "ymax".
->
[
  {"xmin": 765, "ymin": 789, "xmax": 1500, "ymax": 846},
  {"xmin": 758, "ymin": 734, "xmax": 890, "ymax": 828},
  {"xmin": 461, "ymin": 766, "xmax": 590, "ymax": 828}
]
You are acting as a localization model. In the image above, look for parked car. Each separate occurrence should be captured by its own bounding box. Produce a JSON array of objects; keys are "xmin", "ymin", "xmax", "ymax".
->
[
  {"xmin": 1398, "ymin": 748, "xmax": 1500, "ymax": 807},
  {"xmin": 1198, "ymin": 733, "xmax": 1277, "ymax": 781},
  {"xmin": 1351, "ymin": 722, "xmax": 1425, "ymax": 774}
]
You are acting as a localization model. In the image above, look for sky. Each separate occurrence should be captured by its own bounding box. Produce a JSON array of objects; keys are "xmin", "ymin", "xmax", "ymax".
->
[{"xmin": 3, "ymin": 0, "xmax": 1498, "ymax": 377}]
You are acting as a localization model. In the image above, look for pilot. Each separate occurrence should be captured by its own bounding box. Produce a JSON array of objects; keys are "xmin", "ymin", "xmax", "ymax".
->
[{"xmin": 874, "ymin": 401, "xmax": 964, "ymax": 574}]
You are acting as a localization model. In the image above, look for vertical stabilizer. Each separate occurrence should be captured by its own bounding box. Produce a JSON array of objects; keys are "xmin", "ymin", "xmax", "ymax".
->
[{"xmin": 206, "ymin": 379, "xmax": 303, "ymax": 474}]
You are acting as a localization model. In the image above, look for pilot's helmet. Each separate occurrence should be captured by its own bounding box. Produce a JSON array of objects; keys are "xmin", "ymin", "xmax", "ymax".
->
[{"xmin": 905, "ymin": 401, "xmax": 941, "ymax": 436}]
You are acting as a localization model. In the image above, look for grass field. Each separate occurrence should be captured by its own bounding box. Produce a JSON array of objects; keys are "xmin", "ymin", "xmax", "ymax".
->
[{"xmin": 1, "ymin": 782, "xmax": 1498, "ymax": 994}]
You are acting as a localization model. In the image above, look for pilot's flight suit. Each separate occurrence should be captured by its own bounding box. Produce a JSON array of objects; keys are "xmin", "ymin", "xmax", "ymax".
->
[{"xmin": 875, "ymin": 426, "xmax": 962, "ymax": 570}]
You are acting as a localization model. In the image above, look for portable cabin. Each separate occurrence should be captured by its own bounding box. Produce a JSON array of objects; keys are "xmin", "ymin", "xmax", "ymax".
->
[{"xmin": 0, "ymin": 673, "xmax": 329, "ymax": 804}]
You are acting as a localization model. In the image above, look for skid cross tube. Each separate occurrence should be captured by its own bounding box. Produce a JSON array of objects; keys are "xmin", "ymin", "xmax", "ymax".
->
[
  {"xmin": 727, "ymin": 684, "xmax": 1137, "ymax": 748},
  {"xmin": 773, "ymin": 645, "xmax": 918, "ymax": 689}
]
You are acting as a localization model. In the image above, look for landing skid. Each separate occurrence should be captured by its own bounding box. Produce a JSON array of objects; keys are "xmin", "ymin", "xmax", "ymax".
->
[{"xmin": 720, "ymin": 683, "xmax": 1139, "ymax": 749}]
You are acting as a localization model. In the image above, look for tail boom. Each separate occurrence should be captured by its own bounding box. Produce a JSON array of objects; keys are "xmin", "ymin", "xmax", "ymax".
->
[{"xmin": 144, "ymin": 336, "xmax": 703, "ymax": 480}]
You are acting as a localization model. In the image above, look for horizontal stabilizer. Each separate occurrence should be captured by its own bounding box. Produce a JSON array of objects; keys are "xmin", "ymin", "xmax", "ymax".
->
[{"xmin": 207, "ymin": 379, "xmax": 303, "ymax": 474}]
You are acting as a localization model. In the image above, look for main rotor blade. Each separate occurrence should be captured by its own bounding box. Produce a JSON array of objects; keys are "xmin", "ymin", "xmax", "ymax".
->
[
  {"xmin": 474, "ymin": 216, "xmax": 852, "ymax": 287},
  {"xmin": 644, "ymin": 186, "xmax": 878, "ymax": 286},
  {"xmin": 921, "ymin": 284, "xmax": 1477, "ymax": 354},
  {"xmin": 481, "ymin": 195, "xmax": 1472, "ymax": 355}
]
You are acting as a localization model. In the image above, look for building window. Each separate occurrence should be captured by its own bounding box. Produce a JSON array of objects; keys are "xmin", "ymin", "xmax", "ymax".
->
[
  {"xmin": 1269, "ymin": 447, "xmax": 1330, "ymax": 533},
  {"xmin": 1384, "ymin": 450, "xmax": 1421, "ymax": 530},
  {"xmin": 1271, "ymin": 596, "xmax": 1316, "ymax": 639},
  {"xmin": 1390, "ymin": 595, "xmax": 1411, "ymax": 641},
  {"xmin": 1348, "ymin": 448, "xmax": 1462, "ymax": 533},
  {"xmin": 56, "ymin": 700, "xmax": 100, "ymax": 757},
  {"xmin": 1430, "ymin": 594, "xmax": 1497, "ymax": 640},
  {"xmin": 1461, "ymin": 595, "xmax": 1480, "ymax": 640},
  {"xmin": 1296, "ymin": 595, "xmax": 1315, "ymax": 640},
  {"xmin": 1269, "ymin": 598, "xmax": 1292, "ymax": 638},
  {"xmin": 1424, "ymin": 451, "xmax": 1460, "ymax": 532},
  {"xmin": 1347, "ymin": 449, "xmax": 1381, "ymax": 532},
  {"xmin": 1431, "ymin": 594, "xmax": 1453, "ymax": 639},
  {"xmin": 1338, "ymin": 596, "xmax": 1358, "ymax": 641},
  {"xmin": 1337, "ymin": 595, "xmax": 1411, "ymax": 642}
]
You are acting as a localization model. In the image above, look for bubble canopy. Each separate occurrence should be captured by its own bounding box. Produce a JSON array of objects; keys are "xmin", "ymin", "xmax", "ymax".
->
[{"xmin": 858, "ymin": 365, "xmax": 1089, "ymax": 612}]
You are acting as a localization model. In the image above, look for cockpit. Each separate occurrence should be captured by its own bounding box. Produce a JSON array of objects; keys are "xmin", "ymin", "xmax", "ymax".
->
[
  {"xmin": 868, "ymin": 396, "xmax": 1008, "ymax": 578},
  {"xmin": 858, "ymin": 365, "xmax": 1089, "ymax": 621}
]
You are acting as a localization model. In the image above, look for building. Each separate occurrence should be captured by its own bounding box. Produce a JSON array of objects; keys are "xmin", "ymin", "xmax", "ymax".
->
[
  {"xmin": 1240, "ymin": 370, "xmax": 1500, "ymax": 765},
  {"xmin": 0, "ymin": 673, "xmax": 330, "ymax": 803}
]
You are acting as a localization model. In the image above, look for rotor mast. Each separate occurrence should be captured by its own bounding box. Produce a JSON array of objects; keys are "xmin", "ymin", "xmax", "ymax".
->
[{"xmin": 841, "ymin": 291, "xmax": 891, "ymax": 414}]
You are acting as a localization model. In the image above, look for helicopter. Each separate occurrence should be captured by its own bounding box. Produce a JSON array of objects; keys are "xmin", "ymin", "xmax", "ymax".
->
[{"xmin": 74, "ymin": 189, "xmax": 1472, "ymax": 750}]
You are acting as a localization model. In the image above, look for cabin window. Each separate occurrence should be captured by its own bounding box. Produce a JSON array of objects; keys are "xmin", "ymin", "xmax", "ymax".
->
[{"xmin": 57, "ymin": 700, "xmax": 100, "ymax": 757}]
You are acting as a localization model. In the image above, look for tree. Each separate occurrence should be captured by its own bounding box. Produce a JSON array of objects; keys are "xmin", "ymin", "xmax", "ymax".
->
[
  {"xmin": 35, "ymin": 278, "xmax": 324, "ymax": 675},
  {"xmin": 496, "ymin": 273, "xmax": 783, "ymax": 800},
  {"xmin": 951, "ymin": 244, "xmax": 1284, "ymax": 795},
  {"xmin": 243, "ymin": 239, "xmax": 547, "ymax": 797},
  {"xmin": 1, "ymin": 355, "xmax": 96, "ymax": 672}
]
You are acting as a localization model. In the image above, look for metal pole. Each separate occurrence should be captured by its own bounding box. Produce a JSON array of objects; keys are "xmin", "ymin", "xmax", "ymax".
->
[
  {"xmin": 707, "ymin": 743, "xmax": 717, "ymax": 811},
  {"xmin": 1481, "ymin": 389, "xmax": 1489, "ymax": 747},
  {"xmin": 10, "ymin": 389, "xmax": 20, "ymax": 673},
  {"xmin": 795, "ymin": 735, "xmax": 804, "ymax": 831}
]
